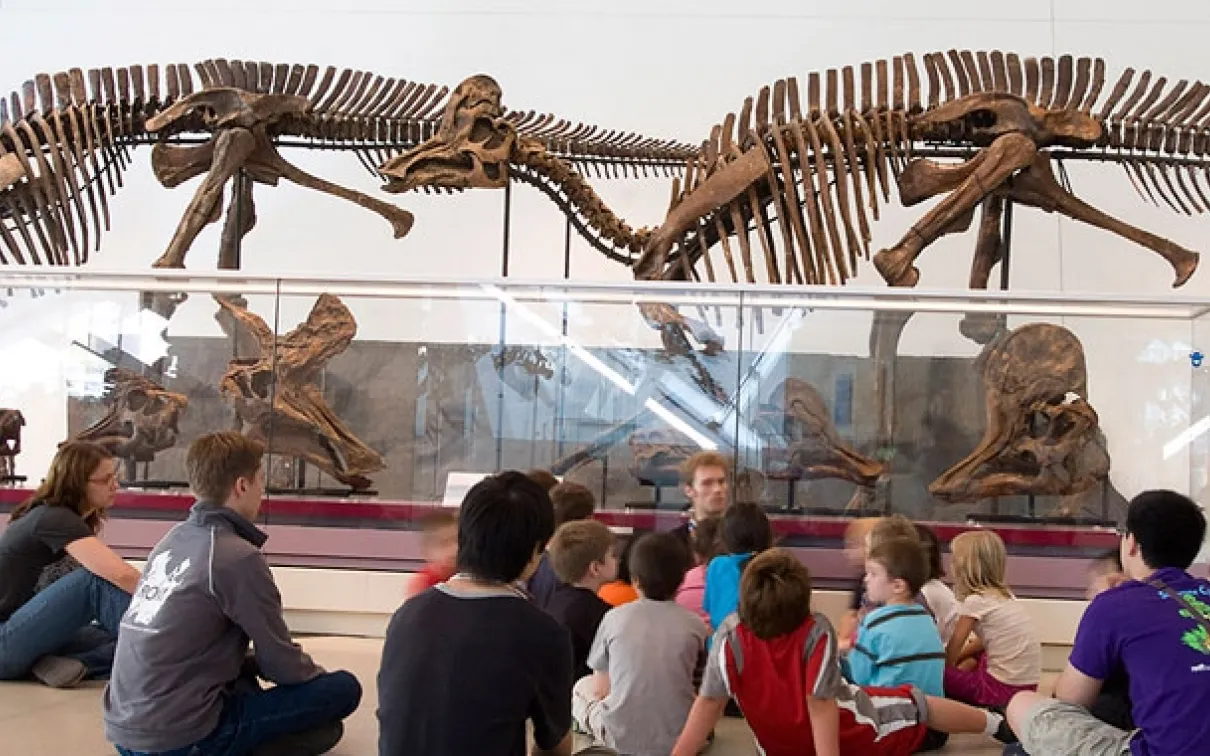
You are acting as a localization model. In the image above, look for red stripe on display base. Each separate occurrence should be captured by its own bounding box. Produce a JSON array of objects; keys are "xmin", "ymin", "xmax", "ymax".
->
[{"xmin": 0, "ymin": 487, "xmax": 1119, "ymax": 550}]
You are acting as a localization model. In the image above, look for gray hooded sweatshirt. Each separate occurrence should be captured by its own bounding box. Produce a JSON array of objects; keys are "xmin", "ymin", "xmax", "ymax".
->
[{"xmin": 103, "ymin": 501, "xmax": 321, "ymax": 751}]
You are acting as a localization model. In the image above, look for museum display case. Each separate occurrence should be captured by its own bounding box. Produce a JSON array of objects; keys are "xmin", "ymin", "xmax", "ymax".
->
[{"xmin": 0, "ymin": 268, "xmax": 1203, "ymax": 593}]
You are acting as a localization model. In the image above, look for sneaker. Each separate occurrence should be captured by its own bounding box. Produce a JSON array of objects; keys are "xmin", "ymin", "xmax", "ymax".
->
[
  {"xmin": 30, "ymin": 656, "xmax": 87, "ymax": 688},
  {"xmin": 252, "ymin": 722, "xmax": 343, "ymax": 756}
]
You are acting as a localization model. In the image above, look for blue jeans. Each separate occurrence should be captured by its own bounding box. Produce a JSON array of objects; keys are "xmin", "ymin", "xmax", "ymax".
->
[
  {"xmin": 0, "ymin": 568, "xmax": 130, "ymax": 680},
  {"xmin": 114, "ymin": 670, "xmax": 362, "ymax": 756}
]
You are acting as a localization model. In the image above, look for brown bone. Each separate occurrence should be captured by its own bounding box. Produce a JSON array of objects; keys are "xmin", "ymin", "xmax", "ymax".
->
[
  {"xmin": 216, "ymin": 294, "xmax": 385, "ymax": 490},
  {"xmin": 930, "ymin": 323, "xmax": 1108, "ymax": 504}
]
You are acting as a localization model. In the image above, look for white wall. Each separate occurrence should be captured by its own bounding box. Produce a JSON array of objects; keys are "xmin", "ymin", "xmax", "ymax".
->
[{"xmin": 1, "ymin": 0, "xmax": 1208, "ymax": 497}]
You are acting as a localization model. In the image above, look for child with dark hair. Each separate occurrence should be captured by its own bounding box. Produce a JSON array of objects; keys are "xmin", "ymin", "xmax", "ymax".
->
[
  {"xmin": 671, "ymin": 549, "xmax": 1012, "ymax": 756},
  {"xmin": 1008, "ymin": 490, "xmax": 1210, "ymax": 756},
  {"xmin": 528, "ymin": 481, "xmax": 595, "ymax": 609},
  {"xmin": 915, "ymin": 524, "xmax": 959, "ymax": 644},
  {"xmin": 1079, "ymin": 548, "xmax": 1133, "ymax": 733},
  {"xmin": 703, "ymin": 501, "xmax": 773, "ymax": 632},
  {"xmin": 675, "ymin": 515, "xmax": 721, "ymax": 626},
  {"xmin": 377, "ymin": 471, "xmax": 573, "ymax": 756},
  {"xmin": 598, "ymin": 535, "xmax": 639, "ymax": 607},
  {"xmin": 573, "ymin": 533, "xmax": 708, "ymax": 756}
]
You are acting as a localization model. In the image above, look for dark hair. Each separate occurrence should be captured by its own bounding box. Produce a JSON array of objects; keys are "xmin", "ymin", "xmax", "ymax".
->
[
  {"xmin": 691, "ymin": 515, "xmax": 723, "ymax": 562},
  {"xmin": 722, "ymin": 501, "xmax": 773, "ymax": 555},
  {"xmin": 1091, "ymin": 547, "xmax": 1123, "ymax": 572},
  {"xmin": 186, "ymin": 432, "xmax": 265, "ymax": 502},
  {"xmin": 550, "ymin": 481, "xmax": 595, "ymax": 527},
  {"xmin": 613, "ymin": 535, "xmax": 636, "ymax": 584},
  {"xmin": 548, "ymin": 520, "xmax": 615, "ymax": 583},
  {"xmin": 739, "ymin": 549, "xmax": 813, "ymax": 640},
  {"xmin": 629, "ymin": 532, "xmax": 690, "ymax": 601},
  {"xmin": 525, "ymin": 468, "xmax": 559, "ymax": 493},
  {"xmin": 1125, "ymin": 490, "xmax": 1206, "ymax": 570},
  {"xmin": 11, "ymin": 441, "xmax": 115, "ymax": 533},
  {"xmin": 914, "ymin": 524, "xmax": 944, "ymax": 581},
  {"xmin": 869, "ymin": 537, "xmax": 930, "ymax": 594},
  {"xmin": 456, "ymin": 470, "xmax": 555, "ymax": 583}
]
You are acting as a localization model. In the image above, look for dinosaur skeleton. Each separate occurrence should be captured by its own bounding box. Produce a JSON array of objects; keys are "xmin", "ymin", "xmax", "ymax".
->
[
  {"xmin": 384, "ymin": 52, "xmax": 1205, "ymax": 332},
  {"xmin": 382, "ymin": 52, "xmax": 1207, "ymax": 507},
  {"xmin": 0, "ymin": 60, "xmax": 693, "ymax": 273}
]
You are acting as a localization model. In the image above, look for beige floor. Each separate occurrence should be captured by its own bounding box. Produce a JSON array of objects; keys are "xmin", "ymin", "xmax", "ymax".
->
[{"xmin": 0, "ymin": 636, "xmax": 1015, "ymax": 755}]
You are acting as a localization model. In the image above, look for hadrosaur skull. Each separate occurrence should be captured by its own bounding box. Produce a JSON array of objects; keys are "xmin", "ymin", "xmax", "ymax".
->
[
  {"xmin": 929, "ymin": 322, "xmax": 1110, "ymax": 504},
  {"xmin": 69, "ymin": 368, "xmax": 189, "ymax": 479}
]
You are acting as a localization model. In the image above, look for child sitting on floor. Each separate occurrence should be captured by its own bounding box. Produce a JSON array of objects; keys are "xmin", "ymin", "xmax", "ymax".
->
[
  {"xmin": 944, "ymin": 530, "xmax": 1041, "ymax": 708},
  {"xmin": 838, "ymin": 517, "xmax": 879, "ymax": 650},
  {"xmin": 670, "ymin": 549, "xmax": 1013, "ymax": 756},
  {"xmin": 545, "ymin": 519, "xmax": 618, "ymax": 679},
  {"xmin": 675, "ymin": 515, "xmax": 721, "ymax": 626},
  {"xmin": 703, "ymin": 502, "xmax": 773, "ymax": 633},
  {"xmin": 1083, "ymin": 548, "xmax": 1133, "ymax": 732},
  {"xmin": 574, "ymin": 532, "xmax": 708, "ymax": 756},
  {"xmin": 598, "ymin": 536, "xmax": 639, "ymax": 607},
  {"xmin": 843, "ymin": 537, "xmax": 946, "ymax": 698},
  {"xmin": 402, "ymin": 509, "xmax": 458, "ymax": 602},
  {"xmin": 528, "ymin": 481, "xmax": 596, "ymax": 609},
  {"xmin": 916, "ymin": 524, "xmax": 959, "ymax": 644}
]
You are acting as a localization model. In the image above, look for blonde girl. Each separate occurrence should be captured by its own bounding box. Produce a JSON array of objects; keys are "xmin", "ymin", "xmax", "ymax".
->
[{"xmin": 943, "ymin": 530, "xmax": 1041, "ymax": 707}]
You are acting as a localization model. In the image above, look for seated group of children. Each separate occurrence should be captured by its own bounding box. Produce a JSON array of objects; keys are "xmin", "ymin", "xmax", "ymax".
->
[{"xmin": 516, "ymin": 487, "xmax": 1034, "ymax": 756}]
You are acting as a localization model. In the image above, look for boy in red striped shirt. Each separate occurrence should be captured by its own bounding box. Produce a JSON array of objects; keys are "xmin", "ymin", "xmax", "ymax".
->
[{"xmin": 671, "ymin": 549, "xmax": 1013, "ymax": 756}]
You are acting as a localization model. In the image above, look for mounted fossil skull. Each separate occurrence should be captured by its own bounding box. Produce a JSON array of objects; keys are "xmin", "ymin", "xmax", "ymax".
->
[
  {"xmin": 380, "ymin": 75, "xmax": 514, "ymax": 193},
  {"xmin": 68, "ymin": 368, "xmax": 188, "ymax": 480},
  {"xmin": 0, "ymin": 408, "xmax": 25, "ymax": 479},
  {"xmin": 215, "ymin": 293, "xmax": 385, "ymax": 491},
  {"xmin": 763, "ymin": 377, "xmax": 884, "ymax": 488},
  {"xmin": 929, "ymin": 322, "xmax": 1110, "ymax": 508}
]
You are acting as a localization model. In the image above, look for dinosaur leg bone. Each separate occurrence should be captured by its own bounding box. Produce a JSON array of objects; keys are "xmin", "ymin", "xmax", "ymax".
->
[
  {"xmin": 153, "ymin": 127, "xmax": 257, "ymax": 269},
  {"xmin": 1008, "ymin": 152, "xmax": 1199, "ymax": 287},
  {"xmin": 874, "ymin": 132, "xmax": 1038, "ymax": 287},
  {"xmin": 249, "ymin": 141, "xmax": 414, "ymax": 239},
  {"xmin": 959, "ymin": 194, "xmax": 1009, "ymax": 345}
]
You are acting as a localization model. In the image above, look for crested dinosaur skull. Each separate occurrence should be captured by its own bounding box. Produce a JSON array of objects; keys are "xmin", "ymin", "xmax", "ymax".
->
[
  {"xmin": 380, "ymin": 74, "xmax": 516, "ymax": 192},
  {"xmin": 767, "ymin": 377, "xmax": 884, "ymax": 488},
  {"xmin": 929, "ymin": 323, "xmax": 1109, "ymax": 504},
  {"xmin": 909, "ymin": 92, "xmax": 1103, "ymax": 149},
  {"xmin": 70, "ymin": 368, "xmax": 188, "ymax": 470}
]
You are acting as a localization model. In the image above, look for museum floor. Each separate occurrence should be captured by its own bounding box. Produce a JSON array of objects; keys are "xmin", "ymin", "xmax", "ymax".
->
[{"xmin": 0, "ymin": 635, "xmax": 1033, "ymax": 755}]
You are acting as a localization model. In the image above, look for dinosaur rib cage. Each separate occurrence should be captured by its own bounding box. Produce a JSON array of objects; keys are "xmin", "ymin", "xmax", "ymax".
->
[
  {"xmin": 652, "ymin": 50, "xmax": 1210, "ymax": 287},
  {"xmin": 0, "ymin": 58, "xmax": 694, "ymax": 267}
]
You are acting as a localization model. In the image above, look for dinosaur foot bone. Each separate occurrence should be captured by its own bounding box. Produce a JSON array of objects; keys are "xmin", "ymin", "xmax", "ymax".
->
[{"xmin": 873, "ymin": 245, "xmax": 921, "ymax": 287}]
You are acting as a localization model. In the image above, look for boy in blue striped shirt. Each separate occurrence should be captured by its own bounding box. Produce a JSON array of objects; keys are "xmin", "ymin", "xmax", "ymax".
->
[{"xmin": 843, "ymin": 536, "xmax": 947, "ymax": 698}]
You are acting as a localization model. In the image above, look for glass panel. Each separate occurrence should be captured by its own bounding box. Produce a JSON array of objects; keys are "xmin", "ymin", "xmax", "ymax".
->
[{"xmin": 738, "ymin": 289, "xmax": 1196, "ymax": 529}]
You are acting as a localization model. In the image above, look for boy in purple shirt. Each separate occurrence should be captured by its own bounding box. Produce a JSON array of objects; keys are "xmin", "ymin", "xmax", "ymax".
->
[{"xmin": 1006, "ymin": 489, "xmax": 1210, "ymax": 756}]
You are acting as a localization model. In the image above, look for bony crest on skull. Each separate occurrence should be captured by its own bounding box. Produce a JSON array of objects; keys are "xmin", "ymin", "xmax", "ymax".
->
[{"xmin": 127, "ymin": 551, "xmax": 191, "ymax": 627}]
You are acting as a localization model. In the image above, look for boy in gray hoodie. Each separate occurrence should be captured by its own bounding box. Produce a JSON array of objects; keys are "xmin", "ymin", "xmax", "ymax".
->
[{"xmin": 103, "ymin": 432, "xmax": 361, "ymax": 756}]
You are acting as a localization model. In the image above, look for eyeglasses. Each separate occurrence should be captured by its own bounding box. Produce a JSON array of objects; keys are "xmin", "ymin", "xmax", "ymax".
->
[{"xmin": 88, "ymin": 474, "xmax": 119, "ymax": 486}]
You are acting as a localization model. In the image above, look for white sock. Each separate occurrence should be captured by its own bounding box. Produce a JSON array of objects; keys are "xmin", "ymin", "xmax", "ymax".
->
[{"xmin": 983, "ymin": 710, "xmax": 1005, "ymax": 735}]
